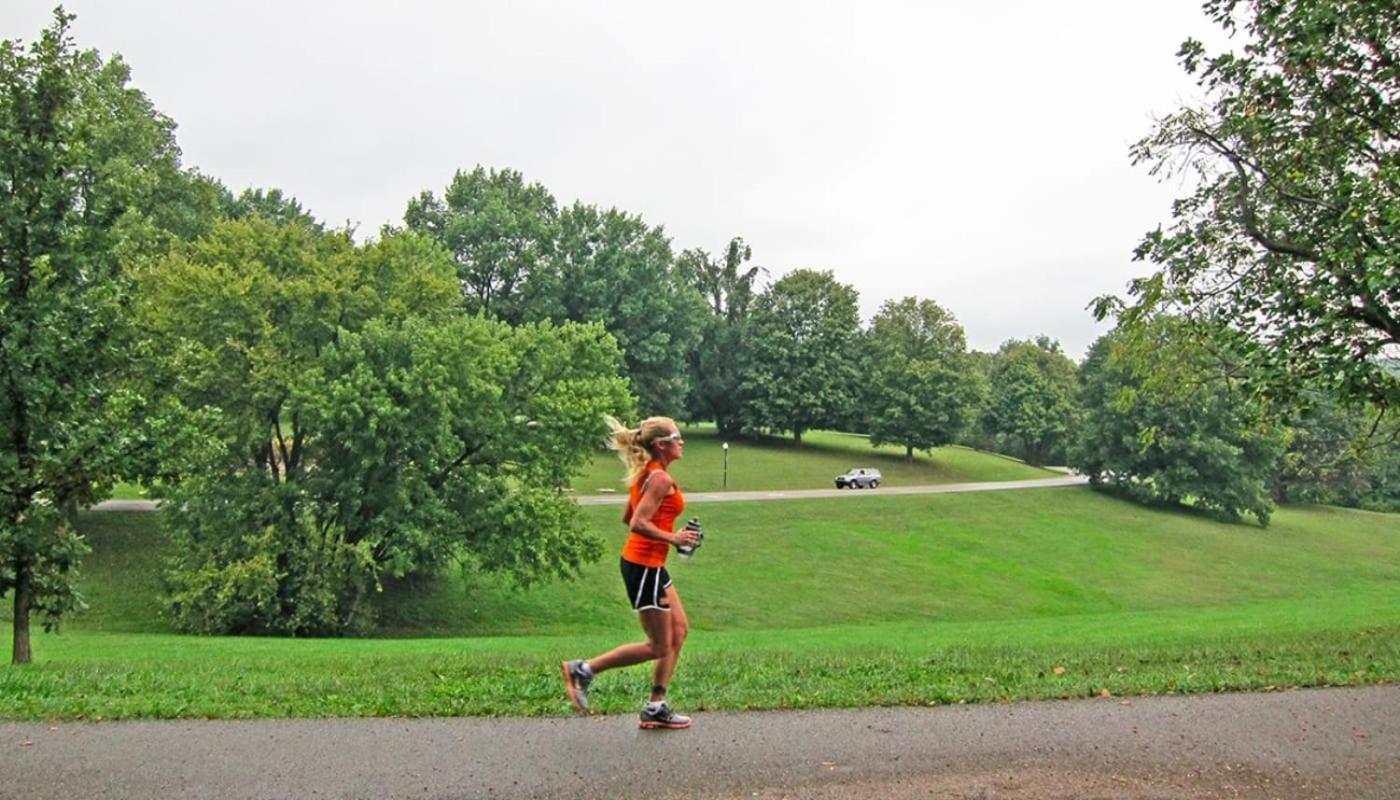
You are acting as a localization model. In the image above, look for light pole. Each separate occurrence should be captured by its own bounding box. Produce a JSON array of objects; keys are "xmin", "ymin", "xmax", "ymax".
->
[{"xmin": 722, "ymin": 441, "xmax": 729, "ymax": 490}]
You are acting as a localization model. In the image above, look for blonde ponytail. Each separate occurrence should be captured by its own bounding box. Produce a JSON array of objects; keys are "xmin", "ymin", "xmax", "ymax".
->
[{"xmin": 603, "ymin": 414, "xmax": 677, "ymax": 485}]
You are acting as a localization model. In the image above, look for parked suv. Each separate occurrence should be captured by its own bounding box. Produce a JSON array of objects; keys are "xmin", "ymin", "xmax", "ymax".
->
[{"xmin": 835, "ymin": 467, "xmax": 882, "ymax": 489}]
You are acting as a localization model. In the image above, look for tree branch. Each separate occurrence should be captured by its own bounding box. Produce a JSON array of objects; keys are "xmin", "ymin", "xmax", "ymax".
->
[
  {"xmin": 1187, "ymin": 126, "xmax": 1327, "ymax": 260},
  {"xmin": 429, "ymin": 441, "xmax": 487, "ymax": 491},
  {"xmin": 273, "ymin": 414, "xmax": 291, "ymax": 482}
]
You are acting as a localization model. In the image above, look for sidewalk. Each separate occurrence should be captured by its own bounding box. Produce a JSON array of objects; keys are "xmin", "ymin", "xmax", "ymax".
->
[{"xmin": 2, "ymin": 685, "xmax": 1395, "ymax": 799}]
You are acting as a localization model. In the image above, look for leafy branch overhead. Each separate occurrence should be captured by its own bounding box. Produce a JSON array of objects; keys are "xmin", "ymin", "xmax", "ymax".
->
[{"xmin": 1099, "ymin": 0, "xmax": 1399, "ymax": 408}]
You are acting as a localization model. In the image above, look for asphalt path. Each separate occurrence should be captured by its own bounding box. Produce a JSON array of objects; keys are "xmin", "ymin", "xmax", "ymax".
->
[
  {"xmin": 2, "ymin": 686, "xmax": 1395, "ymax": 799},
  {"xmin": 89, "ymin": 475, "xmax": 1090, "ymax": 512}
]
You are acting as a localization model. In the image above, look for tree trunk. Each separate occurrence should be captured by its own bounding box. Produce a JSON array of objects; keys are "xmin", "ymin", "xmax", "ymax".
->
[
  {"xmin": 906, "ymin": 445, "xmax": 914, "ymax": 461},
  {"xmin": 793, "ymin": 428, "xmax": 803, "ymax": 444},
  {"xmin": 12, "ymin": 564, "xmax": 32, "ymax": 664}
]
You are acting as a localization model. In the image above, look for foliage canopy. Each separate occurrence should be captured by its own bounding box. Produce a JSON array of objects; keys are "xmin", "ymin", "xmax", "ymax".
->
[
  {"xmin": 0, "ymin": 10, "xmax": 214, "ymax": 662},
  {"xmin": 1101, "ymin": 0, "xmax": 1399, "ymax": 410},
  {"xmin": 138, "ymin": 219, "xmax": 632, "ymax": 634},
  {"xmin": 864, "ymin": 297, "xmax": 980, "ymax": 459},
  {"xmin": 980, "ymin": 338, "xmax": 1079, "ymax": 466},
  {"xmin": 740, "ymin": 269, "xmax": 861, "ymax": 442},
  {"xmin": 1072, "ymin": 318, "xmax": 1286, "ymax": 524}
]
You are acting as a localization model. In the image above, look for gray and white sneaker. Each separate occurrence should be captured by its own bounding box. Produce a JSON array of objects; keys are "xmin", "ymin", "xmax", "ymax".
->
[
  {"xmin": 561, "ymin": 660, "xmax": 593, "ymax": 715},
  {"xmin": 638, "ymin": 701, "xmax": 691, "ymax": 730}
]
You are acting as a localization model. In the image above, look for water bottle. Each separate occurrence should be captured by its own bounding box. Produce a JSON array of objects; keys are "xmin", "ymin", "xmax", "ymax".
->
[{"xmin": 677, "ymin": 518, "xmax": 702, "ymax": 558}]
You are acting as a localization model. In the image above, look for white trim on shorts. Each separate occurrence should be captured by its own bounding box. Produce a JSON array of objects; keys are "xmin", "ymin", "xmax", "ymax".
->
[
  {"xmin": 634, "ymin": 565, "xmax": 673, "ymax": 613},
  {"xmin": 621, "ymin": 558, "xmax": 674, "ymax": 612}
]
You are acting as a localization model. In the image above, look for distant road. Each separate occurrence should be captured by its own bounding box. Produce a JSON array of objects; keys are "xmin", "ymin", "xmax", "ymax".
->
[
  {"xmin": 88, "ymin": 475, "xmax": 1089, "ymax": 512},
  {"xmin": 573, "ymin": 475, "xmax": 1089, "ymax": 506}
]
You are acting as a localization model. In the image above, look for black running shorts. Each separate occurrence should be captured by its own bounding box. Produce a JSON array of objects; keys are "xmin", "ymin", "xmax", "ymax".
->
[{"xmin": 620, "ymin": 558, "xmax": 672, "ymax": 612}]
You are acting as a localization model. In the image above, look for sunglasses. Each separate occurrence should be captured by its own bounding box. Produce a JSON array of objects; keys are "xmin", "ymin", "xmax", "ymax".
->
[{"xmin": 654, "ymin": 432, "xmax": 685, "ymax": 444}]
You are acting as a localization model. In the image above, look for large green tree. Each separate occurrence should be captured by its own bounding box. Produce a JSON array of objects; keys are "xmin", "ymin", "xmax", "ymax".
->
[
  {"xmin": 678, "ymin": 238, "xmax": 765, "ymax": 436},
  {"xmin": 0, "ymin": 12, "xmax": 211, "ymax": 663},
  {"xmin": 551, "ymin": 202, "xmax": 704, "ymax": 415},
  {"xmin": 403, "ymin": 166, "xmax": 560, "ymax": 325},
  {"xmin": 740, "ymin": 269, "xmax": 861, "ymax": 442},
  {"xmin": 865, "ymin": 297, "xmax": 980, "ymax": 459},
  {"xmin": 981, "ymin": 337, "xmax": 1079, "ymax": 466},
  {"xmin": 1071, "ymin": 318, "xmax": 1285, "ymax": 524},
  {"xmin": 137, "ymin": 218, "xmax": 630, "ymax": 634},
  {"xmin": 1100, "ymin": 0, "xmax": 1398, "ymax": 410}
]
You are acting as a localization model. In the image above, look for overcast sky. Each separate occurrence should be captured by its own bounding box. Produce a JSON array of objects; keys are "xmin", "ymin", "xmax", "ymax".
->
[{"xmin": 3, "ymin": 1, "xmax": 1226, "ymax": 359}]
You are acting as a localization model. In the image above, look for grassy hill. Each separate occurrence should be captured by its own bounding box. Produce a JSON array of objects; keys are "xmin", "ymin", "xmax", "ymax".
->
[
  {"xmin": 572, "ymin": 426, "xmax": 1053, "ymax": 493},
  {"xmin": 2, "ymin": 482, "xmax": 1397, "ymax": 720}
]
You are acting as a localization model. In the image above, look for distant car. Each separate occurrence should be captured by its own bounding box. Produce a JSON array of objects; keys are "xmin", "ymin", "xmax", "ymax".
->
[{"xmin": 835, "ymin": 467, "xmax": 882, "ymax": 489}]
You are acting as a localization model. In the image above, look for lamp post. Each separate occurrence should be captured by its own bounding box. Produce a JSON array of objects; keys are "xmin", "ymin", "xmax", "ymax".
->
[{"xmin": 722, "ymin": 441, "xmax": 729, "ymax": 490}]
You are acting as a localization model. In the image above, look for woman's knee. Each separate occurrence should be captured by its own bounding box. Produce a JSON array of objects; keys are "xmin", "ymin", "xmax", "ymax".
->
[
  {"xmin": 645, "ymin": 629, "xmax": 673, "ymax": 660},
  {"xmin": 671, "ymin": 618, "xmax": 689, "ymax": 648}
]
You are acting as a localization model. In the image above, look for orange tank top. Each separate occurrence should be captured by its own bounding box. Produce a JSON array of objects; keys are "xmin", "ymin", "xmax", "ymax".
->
[{"xmin": 620, "ymin": 461, "xmax": 685, "ymax": 568}]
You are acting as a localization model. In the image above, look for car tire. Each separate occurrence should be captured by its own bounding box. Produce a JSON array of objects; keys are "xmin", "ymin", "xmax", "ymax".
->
[{"xmin": 871, "ymin": 480, "xmax": 880, "ymax": 489}]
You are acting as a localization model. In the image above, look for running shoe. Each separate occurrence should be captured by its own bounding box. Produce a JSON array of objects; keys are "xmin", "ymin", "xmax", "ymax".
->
[
  {"xmin": 638, "ymin": 702, "xmax": 692, "ymax": 730},
  {"xmin": 561, "ymin": 659, "xmax": 593, "ymax": 715}
]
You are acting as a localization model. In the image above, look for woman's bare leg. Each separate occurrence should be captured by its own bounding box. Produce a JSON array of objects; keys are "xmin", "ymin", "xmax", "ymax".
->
[
  {"xmin": 585, "ymin": 607, "xmax": 672, "ymax": 673},
  {"xmin": 650, "ymin": 587, "xmax": 689, "ymax": 701}
]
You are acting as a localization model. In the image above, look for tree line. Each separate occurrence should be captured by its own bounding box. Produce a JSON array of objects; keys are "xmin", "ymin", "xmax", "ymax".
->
[{"xmin": 4, "ymin": 1, "xmax": 1396, "ymax": 660}]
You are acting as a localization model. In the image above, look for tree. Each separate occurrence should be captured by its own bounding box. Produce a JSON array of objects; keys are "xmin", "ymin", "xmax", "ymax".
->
[
  {"xmin": 225, "ymin": 186, "xmax": 323, "ymax": 231},
  {"xmin": 137, "ymin": 219, "xmax": 631, "ymax": 634},
  {"xmin": 1099, "ymin": 0, "xmax": 1399, "ymax": 410},
  {"xmin": 403, "ymin": 166, "xmax": 560, "ymax": 325},
  {"xmin": 1071, "ymin": 318, "xmax": 1285, "ymax": 524},
  {"xmin": 740, "ymin": 270, "xmax": 861, "ymax": 442},
  {"xmin": 953, "ymin": 350, "xmax": 997, "ymax": 452},
  {"xmin": 681, "ymin": 237, "xmax": 764, "ymax": 322},
  {"xmin": 551, "ymin": 202, "xmax": 704, "ymax": 415},
  {"xmin": 981, "ymin": 337, "xmax": 1078, "ymax": 465},
  {"xmin": 678, "ymin": 238, "xmax": 765, "ymax": 436},
  {"xmin": 864, "ymin": 298, "xmax": 980, "ymax": 459},
  {"xmin": 0, "ymin": 11, "xmax": 208, "ymax": 663},
  {"xmin": 1274, "ymin": 391, "xmax": 1400, "ymax": 512}
]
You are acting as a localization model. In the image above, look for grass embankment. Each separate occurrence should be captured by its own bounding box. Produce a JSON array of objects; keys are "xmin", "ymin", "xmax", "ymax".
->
[{"xmin": 2, "ymin": 484, "xmax": 1397, "ymax": 720}]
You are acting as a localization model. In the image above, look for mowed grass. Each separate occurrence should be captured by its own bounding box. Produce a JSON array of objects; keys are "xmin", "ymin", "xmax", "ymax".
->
[
  {"xmin": 568, "ymin": 425, "xmax": 1052, "ymax": 493},
  {"xmin": 2, "ymin": 487, "xmax": 1398, "ymax": 720},
  {"xmin": 108, "ymin": 482, "xmax": 150, "ymax": 501}
]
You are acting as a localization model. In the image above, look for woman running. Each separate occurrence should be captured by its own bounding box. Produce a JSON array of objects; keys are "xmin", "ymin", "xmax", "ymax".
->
[{"xmin": 562, "ymin": 415, "xmax": 700, "ymax": 729}]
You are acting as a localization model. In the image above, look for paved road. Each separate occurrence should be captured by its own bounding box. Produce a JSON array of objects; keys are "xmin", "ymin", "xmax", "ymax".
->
[
  {"xmin": 90, "ymin": 475, "xmax": 1089, "ymax": 512},
  {"xmin": 1, "ymin": 686, "xmax": 1394, "ymax": 799},
  {"xmin": 576, "ymin": 475, "xmax": 1088, "ymax": 506}
]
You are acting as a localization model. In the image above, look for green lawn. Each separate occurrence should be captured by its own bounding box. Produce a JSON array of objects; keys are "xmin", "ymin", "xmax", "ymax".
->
[
  {"xmin": 569, "ymin": 425, "xmax": 1053, "ymax": 493},
  {"xmin": 2, "ymin": 487, "xmax": 1397, "ymax": 720},
  {"xmin": 109, "ymin": 482, "xmax": 150, "ymax": 501}
]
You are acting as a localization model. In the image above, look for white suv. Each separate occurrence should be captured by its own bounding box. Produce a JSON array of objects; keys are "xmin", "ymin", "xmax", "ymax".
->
[{"xmin": 835, "ymin": 468, "xmax": 882, "ymax": 489}]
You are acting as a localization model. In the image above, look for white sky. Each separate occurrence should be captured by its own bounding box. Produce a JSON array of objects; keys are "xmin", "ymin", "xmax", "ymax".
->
[{"xmin": 3, "ymin": 1, "xmax": 1225, "ymax": 359}]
